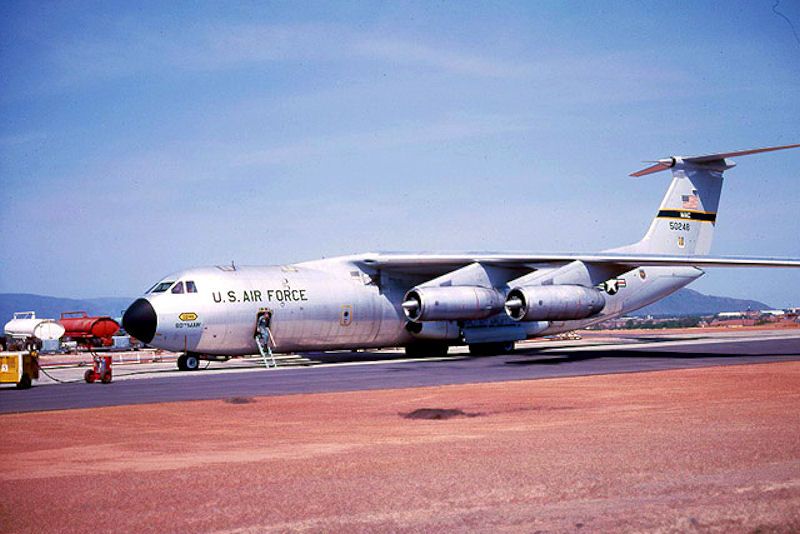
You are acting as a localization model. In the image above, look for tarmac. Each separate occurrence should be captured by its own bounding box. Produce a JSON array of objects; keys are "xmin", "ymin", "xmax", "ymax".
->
[
  {"xmin": 1, "ymin": 329, "xmax": 798, "ymax": 414},
  {"xmin": 1, "ymin": 329, "xmax": 799, "ymax": 532}
]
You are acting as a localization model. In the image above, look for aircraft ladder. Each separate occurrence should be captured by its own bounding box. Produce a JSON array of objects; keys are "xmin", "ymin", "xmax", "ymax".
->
[{"xmin": 254, "ymin": 315, "xmax": 276, "ymax": 369}]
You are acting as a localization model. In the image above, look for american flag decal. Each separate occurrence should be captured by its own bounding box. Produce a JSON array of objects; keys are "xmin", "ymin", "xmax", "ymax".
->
[{"xmin": 681, "ymin": 194, "xmax": 699, "ymax": 209}]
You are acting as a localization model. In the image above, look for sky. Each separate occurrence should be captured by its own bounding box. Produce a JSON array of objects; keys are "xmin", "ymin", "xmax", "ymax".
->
[{"xmin": 1, "ymin": 0, "xmax": 799, "ymax": 307}]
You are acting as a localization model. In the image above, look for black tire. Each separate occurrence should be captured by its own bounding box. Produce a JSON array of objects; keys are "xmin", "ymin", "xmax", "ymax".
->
[
  {"xmin": 405, "ymin": 343, "xmax": 449, "ymax": 358},
  {"xmin": 468, "ymin": 344, "xmax": 488, "ymax": 356},
  {"xmin": 84, "ymin": 370, "xmax": 96, "ymax": 383},
  {"xmin": 177, "ymin": 353, "xmax": 201, "ymax": 371},
  {"xmin": 500, "ymin": 341, "xmax": 516, "ymax": 354},
  {"xmin": 101, "ymin": 371, "xmax": 113, "ymax": 384},
  {"xmin": 16, "ymin": 373, "xmax": 32, "ymax": 389},
  {"xmin": 469, "ymin": 341, "xmax": 515, "ymax": 356}
]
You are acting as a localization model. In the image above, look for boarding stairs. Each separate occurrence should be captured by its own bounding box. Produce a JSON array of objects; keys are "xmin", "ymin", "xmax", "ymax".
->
[{"xmin": 254, "ymin": 317, "xmax": 317, "ymax": 368}]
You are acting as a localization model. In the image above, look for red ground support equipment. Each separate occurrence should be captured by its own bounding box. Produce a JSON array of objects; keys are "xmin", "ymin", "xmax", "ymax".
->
[
  {"xmin": 59, "ymin": 312, "xmax": 120, "ymax": 348},
  {"xmin": 84, "ymin": 355, "xmax": 113, "ymax": 384}
]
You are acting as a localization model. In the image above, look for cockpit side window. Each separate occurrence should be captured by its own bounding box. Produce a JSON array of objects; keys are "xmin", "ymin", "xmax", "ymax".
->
[
  {"xmin": 151, "ymin": 281, "xmax": 175, "ymax": 293},
  {"xmin": 186, "ymin": 281, "xmax": 197, "ymax": 293},
  {"xmin": 171, "ymin": 281, "xmax": 185, "ymax": 294}
]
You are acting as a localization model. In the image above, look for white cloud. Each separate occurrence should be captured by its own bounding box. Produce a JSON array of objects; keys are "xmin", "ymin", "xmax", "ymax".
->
[
  {"xmin": 46, "ymin": 21, "xmax": 539, "ymax": 86},
  {"xmin": 352, "ymin": 37, "xmax": 531, "ymax": 78},
  {"xmin": 233, "ymin": 114, "xmax": 536, "ymax": 166}
]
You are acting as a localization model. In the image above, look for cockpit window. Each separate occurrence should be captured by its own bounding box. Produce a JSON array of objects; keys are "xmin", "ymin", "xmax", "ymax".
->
[
  {"xmin": 186, "ymin": 281, "xmax": 197, "ymax": 293},
  {"xmin": 171, "ymin": 281, "xmax": 185, "ymax": 294},
  {"xmin": 150, "ymin": 281, "xmax": 175, "ymax": 293}
]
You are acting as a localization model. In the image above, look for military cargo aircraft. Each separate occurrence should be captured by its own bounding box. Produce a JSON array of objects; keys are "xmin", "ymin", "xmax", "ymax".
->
[{"xmin": 123, "ymin": 144, "xmax": 800, "ymax": 370}]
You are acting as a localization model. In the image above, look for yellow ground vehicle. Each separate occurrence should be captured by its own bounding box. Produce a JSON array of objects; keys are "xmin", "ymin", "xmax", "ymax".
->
[{"xmin": 0, "ymin": 352, "xmax": 39, "ymax": 389}]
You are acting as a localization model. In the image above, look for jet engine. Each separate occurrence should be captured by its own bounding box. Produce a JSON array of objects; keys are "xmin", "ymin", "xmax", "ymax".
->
[
  {"xmin": 504, "ymin": 285, "xmax": 605, "ymax": 322},
  {"xmin": 402, "ymin": 286, "xmax": 504, "ymax": 322}
]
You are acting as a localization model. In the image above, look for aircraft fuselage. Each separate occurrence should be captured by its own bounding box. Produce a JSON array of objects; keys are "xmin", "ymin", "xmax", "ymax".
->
[{"xmin": 123, "ymin": 256, "xmax": 703, "ymax": 356}]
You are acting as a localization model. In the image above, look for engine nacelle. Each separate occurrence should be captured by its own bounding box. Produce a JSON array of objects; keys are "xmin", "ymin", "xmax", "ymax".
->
[
  {"xmin": 402, "ymin": 286, "xmax": 504, "ymax": 322},
  {"xmin": 504, "ymin": 285, "xmax": 605, "ymax": 322}
]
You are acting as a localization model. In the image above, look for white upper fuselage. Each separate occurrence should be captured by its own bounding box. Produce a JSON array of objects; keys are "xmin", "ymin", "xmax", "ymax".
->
[{"xmin": 132, "ymin": 254, "xmax": 703, "ymax": 356}]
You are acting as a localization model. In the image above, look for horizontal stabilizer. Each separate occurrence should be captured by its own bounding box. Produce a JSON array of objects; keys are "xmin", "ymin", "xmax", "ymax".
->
[
  {"xmin": 630, "ymin": 143, "xmax": 800, "ymax": 177},
  {"xmin": 630, "ymin": 160, "xmax": 674, "ymax": 177}
]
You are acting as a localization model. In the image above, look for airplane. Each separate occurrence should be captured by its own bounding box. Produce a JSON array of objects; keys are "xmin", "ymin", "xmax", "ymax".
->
[{"xmin": 122, "ymin": 144, "xmax": 800, "ymax": 371}]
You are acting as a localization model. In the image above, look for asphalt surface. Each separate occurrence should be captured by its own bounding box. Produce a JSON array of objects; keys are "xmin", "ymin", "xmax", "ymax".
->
[{"xmin": 2, "ymin": 331, "xmax": 799, "ymax": 414}]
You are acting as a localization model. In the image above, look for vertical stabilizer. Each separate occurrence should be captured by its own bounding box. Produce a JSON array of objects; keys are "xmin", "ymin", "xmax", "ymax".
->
[
  {"xmin": 610, "ymin": 143, "xmax": 800, "ymax": 256},
  {"xmin": 615, "ymin": 160, "xmax": 724, "ymax": 256}
]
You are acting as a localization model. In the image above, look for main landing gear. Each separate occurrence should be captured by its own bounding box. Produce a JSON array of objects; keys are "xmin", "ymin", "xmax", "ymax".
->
[
  {"xmin": 405, "ymin": 342, "xmax": 450, "ymax": 358},
  {"xmin": 468, "ymin": 341, "xmax": 515, "ymax": 356},
  {"xmin": 177, "ymin": 353, "xmax": 201, "ymax": 371}
]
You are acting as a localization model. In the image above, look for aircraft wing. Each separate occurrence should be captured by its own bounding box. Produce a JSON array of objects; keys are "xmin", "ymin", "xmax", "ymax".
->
[{"xmin": 357, "ymin": 252, "xmax": 800, "ymax": 275}]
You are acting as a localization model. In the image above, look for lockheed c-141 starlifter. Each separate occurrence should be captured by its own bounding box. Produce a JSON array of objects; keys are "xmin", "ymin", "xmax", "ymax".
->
[{"xmin": 123, "ymin": 144, "xmax": 800, "ymax": 370}]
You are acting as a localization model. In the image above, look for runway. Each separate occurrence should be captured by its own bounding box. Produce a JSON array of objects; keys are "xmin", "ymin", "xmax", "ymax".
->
[{"xmin": 2, "ymin": 329, "xmax": 799, "ymax": 414}]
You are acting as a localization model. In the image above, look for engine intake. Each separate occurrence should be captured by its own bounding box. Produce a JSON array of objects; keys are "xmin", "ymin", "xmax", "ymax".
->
[
  {"xmin": 402, "ymin": 286, "xmax": 504, "ymax": 322},
  {"xmin": 505, "ymin": 285, "xmax": 605, "ymax": 322}
]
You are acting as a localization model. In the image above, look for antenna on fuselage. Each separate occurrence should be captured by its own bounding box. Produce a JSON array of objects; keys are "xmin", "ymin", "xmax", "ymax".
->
[{"xmin": 231, "ymin": 260, "xmax": 236, "ymax": 271}]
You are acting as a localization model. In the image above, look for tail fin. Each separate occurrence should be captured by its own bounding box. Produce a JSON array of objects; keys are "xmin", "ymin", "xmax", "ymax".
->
[{"xmin": 611, "ymin": 143, "xmax": 800, "ymax": 256}]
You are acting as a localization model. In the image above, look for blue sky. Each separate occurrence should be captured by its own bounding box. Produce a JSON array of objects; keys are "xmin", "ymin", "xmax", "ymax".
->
[{"xmin": 1, "ymin": 1, "xmax": 799, "ymax": 306}]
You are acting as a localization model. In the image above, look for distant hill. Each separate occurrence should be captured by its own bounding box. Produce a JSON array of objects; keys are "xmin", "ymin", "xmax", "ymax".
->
[
  {"xmin": 0, "ymin": 294, "xmax": 133, "ymax": 323},
  {"xmin": 632, "ymin": 288, "xmax": 771, "ymax": 317}
]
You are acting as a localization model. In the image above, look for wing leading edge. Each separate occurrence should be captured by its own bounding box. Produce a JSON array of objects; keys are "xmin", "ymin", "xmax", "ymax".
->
[{"xmin": 358, "ymin": 252, "xmax": 800, "ymax": 272}]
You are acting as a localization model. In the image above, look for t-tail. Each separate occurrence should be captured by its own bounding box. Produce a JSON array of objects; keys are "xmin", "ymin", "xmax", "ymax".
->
[{"xmin": 611, "ymin": 143, "xmax": 800, "ymax": 256}]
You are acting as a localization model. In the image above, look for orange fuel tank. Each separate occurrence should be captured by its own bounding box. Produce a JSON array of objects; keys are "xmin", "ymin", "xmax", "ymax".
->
[{"xmin": 59, "ymin": 312, "xmax": 120, "ymax": 347}]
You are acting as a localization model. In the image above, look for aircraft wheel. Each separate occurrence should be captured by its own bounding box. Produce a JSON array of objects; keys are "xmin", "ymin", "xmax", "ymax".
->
[
  {"xmin": 84, "ymin": 370, "xmax": 96, "ymax": 383},
  {"xmin": 405, "ymin": 343, "xmax": 449, "ymax": 358},
  {"xmin": 101, "ymin": 371, "xmax": 113, "ymax": 384},
  {"xmin": 469, "ymin": 342, "xmax": 515, "ymax": 356},
  {"xmin": 468, "ymin": 344, "xmax": 488, "ymax": 356},
  {"xmin": 177, "ymin": 353, "xmax": 201, "ymax": 371}
]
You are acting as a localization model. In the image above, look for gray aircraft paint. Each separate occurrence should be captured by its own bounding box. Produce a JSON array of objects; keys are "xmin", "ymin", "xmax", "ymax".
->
[{"xmin": 124, "ymin": 145, "xmax": 800, "ymax": 359}]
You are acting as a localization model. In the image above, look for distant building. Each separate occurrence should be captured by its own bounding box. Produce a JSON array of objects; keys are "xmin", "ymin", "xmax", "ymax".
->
[{"xmin": 709, "ymin": 317, "xmax": 757, "ymax": 328}]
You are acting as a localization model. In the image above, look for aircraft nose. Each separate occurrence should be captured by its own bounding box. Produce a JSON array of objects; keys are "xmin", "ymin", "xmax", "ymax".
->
[{"xmin": 123, "ymin": 298, "xmax": 157, "ymax": 344}]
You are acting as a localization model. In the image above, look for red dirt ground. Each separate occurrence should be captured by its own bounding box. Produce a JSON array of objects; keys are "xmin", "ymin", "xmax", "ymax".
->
[{"xmin": 2, "ymin": 362, "xmax": 800, "ymax": 532}]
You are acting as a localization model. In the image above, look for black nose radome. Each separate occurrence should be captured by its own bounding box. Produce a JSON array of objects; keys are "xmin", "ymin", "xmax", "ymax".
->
[{"xmin": 123, "ymin": 298, "xmax": 157, "ymax": 344}]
